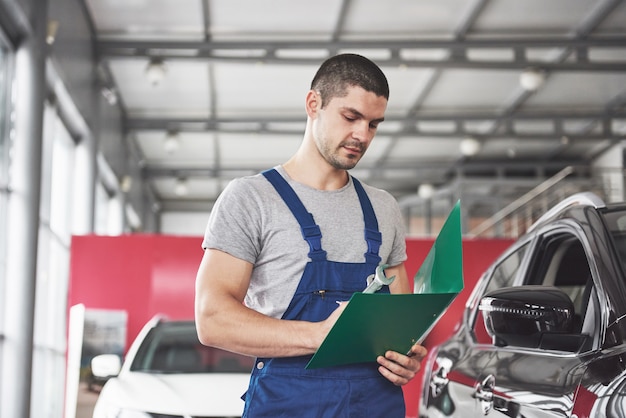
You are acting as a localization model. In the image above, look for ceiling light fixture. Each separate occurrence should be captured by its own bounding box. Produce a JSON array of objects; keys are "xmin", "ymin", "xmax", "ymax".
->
[
  {"xmin": 174, "ymin": 178, "xmax": 188, "ymax": 197},
  {"xmin": 145, "ymin": 58, "xmax": 167, "ymax": 86},
  {"xmin": 459, "ymin": 137, "xmax": 481, "ymax": 156},
  {"xmin": 120, "ymin": 175, "xmax": 132, "ymax": 193},
  {"xmin": 47, "ymin": 20, "xmax": 59, "ymax": 45},
  {"xmin": 163, "ymin": 131, "xmax": 180, "ymax": 154},
  {"xmin": 519, "ymin": 68, "xmax": 545, "ymax": 92},
  {"xmin": 101, "ymin": 87, "xmax": 118, "ymax": 106},
  {"xmin": 418, "ymin": 183, "xmax": 435, "ymax": 199}
]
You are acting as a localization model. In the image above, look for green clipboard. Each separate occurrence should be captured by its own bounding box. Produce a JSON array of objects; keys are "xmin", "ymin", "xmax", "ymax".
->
[{"xmin": 306, "ymin": 201, "xmax": 464, "ymax": 369}]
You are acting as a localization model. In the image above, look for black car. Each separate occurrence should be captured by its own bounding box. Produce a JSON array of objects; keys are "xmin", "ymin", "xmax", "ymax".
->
[{"xmin": 419, "ymin": 192, "xmax": 626, "ymax": 418}]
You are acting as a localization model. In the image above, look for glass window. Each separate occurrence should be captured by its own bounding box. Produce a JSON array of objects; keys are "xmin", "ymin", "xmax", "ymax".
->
[
  {"xmin": 31, "ymin": 101, "xmax": 76, "ymax": 418},
  {"xmin": 472, "ymin": 242, "xmax": 529, "ymax": 344},
  {"xmin": 0, "ymin": 35, "xmax": 9, "ymax": 178},
  {"xmin": 485, "ymin": 242, "xmax": 529, "ymax": 295},
  {"xmin": 94, "ymin": 180, "xmax": 110, "ymax": 235},
  {"xmin": 131, "ymin": 322, "xmax": 254, "ymax": 374},
  {"xmin": 0, "ymin": 27, "xmax": 13, "ymax": 366},
  {"xmin": 474, "ymin": 230, "xmax": 598, "ymax": 351},
  {"xmin": 527, "ymin": 233, "xmax": 594, "ymax": 331}
]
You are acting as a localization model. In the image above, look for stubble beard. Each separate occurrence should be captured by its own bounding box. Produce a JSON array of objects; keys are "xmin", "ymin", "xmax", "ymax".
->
[{"xmin": 320, "ymin": 140, "xmax": 364, "ymax": 171}]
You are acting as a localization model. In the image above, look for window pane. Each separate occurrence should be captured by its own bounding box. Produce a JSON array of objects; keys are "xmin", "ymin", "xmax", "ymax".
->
[
  {"xmin": 0, "ymin": 40, "xmax": 9, "ymax": 179},
  {"xmin": 33, "ymin": 103, "xmax": 75, "ymax": 418},
  {"xmin": 472, "ymin": 243, "xmax": 529, "ymax": 344},
  {"xmin": 0, "ymin": 26, "xmax": 12, "ymax": 354}
]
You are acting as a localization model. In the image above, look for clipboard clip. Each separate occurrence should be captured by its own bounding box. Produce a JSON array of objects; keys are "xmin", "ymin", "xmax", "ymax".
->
[{"xmin": 363, "ymin": 264, "xmax": 396, "ymax": 294}]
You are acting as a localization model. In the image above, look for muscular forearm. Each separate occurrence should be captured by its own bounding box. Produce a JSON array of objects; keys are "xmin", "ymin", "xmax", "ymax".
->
[{"xmin": 195, "ymin": 294, "xmax": 340, "ymax": 358}]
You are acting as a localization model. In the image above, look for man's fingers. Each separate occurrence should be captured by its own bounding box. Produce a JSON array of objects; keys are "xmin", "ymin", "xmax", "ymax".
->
[
  {"xmin": 408, "ymin": 343, "xmax": 428, "ymax": 359},
  {"xmin": 376, "ymin": 344, "xmax": 427, "ymax": 386}
]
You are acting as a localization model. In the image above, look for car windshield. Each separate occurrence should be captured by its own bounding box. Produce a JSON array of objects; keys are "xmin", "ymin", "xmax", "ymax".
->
[{"xmin": 130, "ymin": 321, "xmax": 255, "ymax": 374}]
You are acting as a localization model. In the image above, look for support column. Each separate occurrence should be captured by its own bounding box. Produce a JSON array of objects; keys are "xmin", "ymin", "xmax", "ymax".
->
[
  {"xmin": 73, "ymin": 132, "xmax": 97, "ymax": 234},
  {"xmin": 0, "ymin": 0, "xmax": 48, "ymax": 417}
]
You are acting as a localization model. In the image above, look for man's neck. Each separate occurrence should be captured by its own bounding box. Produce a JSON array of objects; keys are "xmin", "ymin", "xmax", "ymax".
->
[{"xmin": 282, "ymin": 158, "xmax": 349, "ymax": 191}]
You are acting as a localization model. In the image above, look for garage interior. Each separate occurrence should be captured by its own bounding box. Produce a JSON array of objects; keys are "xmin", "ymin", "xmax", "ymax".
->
[
  {"xmin": 84, "ymin": 0, "xmax": 626, "ymax": 237},
  {"xmin": 0, "ymin": 0, "xmax": 625, "ymax": 417}
]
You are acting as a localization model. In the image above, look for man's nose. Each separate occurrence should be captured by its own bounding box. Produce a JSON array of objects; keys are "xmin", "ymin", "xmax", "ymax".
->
[{"xmin": 353, "ymin": 121, "xmax": 372, "ymax": 141}]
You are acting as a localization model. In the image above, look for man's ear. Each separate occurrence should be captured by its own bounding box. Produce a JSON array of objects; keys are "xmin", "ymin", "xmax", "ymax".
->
[{"xmin": 305, "ymin": 90, "xmax": 320, "ymax": 118}]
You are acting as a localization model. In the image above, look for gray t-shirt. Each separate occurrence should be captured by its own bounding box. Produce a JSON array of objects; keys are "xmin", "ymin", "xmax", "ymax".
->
[{"xmin": 202, "ymin": 166, "xmax": 407, "ymax": 319}]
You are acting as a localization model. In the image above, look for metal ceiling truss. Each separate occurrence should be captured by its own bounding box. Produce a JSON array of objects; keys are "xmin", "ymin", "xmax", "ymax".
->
[
  {"xmin": 126, "ymin": 110, "xmax": 626, "ymax": 141},
  {"xmin": 144, "ymin": 158, "xmax": 585, "ymax": 179},
  {"xmin": 98, "ymin": 37, "xmax": 626, "ymax": 71}
]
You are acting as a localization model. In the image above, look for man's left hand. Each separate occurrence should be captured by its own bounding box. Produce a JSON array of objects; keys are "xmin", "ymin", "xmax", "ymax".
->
[{"xmin": 376, "ymin": 343, "xmax": 428, "ymax": 386}]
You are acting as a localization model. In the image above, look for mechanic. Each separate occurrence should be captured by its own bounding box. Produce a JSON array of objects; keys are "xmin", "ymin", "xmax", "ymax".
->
[{"xmin": 195, "ymin": 53, "xmax": 427, "ymax": 417}]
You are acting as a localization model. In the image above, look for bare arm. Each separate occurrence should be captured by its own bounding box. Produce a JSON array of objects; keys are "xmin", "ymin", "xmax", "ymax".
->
[
  {"xmin": 194, "ymin": 248, "xmax": 344, "ymax": 358},
  {"xmin": 386, "ymin": 263, "xmax": 411, "ymax": 295}
]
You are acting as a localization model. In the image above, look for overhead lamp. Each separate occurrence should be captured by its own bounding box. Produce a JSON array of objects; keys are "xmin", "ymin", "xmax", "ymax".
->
[
  {"xmin": 101, "ymin": 87, "xmax": 118, "ymax": 106},
  {"xmin": 145, "ymin": 58, "xmax": 167, "ymax": 86},
  {"xmin": 418, "ymin": 183, "xmax": 435, "ymax": 199},
  {"xmin": 174, "ymin": 178, "xmax": 188, "ymax": 197},
  {"xmin": 120, "ymin": 175, "xmax": 132, "ymax": 193},
  {"xmin": 47, "ymin": 20, "xmax": 59, "ymax": 45},
  {"xmin": 163, "ymin": 131, "xmax": 180, "ymax": 154},
  {"xmin": 519, "ymin": 68, "xmax": 545, "ymax": 92},
  {"xmin": 459, "ymin": 137, "xmax": 481, "ymax": 156}
]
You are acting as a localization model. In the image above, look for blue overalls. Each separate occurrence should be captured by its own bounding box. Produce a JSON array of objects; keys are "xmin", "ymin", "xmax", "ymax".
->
[{"xmin": 241, "ymin": 168, "xmax": 405, "ymax": 417}]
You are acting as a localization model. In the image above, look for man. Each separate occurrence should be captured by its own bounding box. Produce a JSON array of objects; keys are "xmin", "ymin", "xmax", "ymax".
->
[{"xmin": 195, "ymin": 53, "xmax": 427, "ymax": 417}]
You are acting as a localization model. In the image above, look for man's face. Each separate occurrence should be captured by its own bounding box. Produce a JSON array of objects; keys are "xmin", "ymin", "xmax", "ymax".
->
[{"xmin": 312, "ymin": 86, "xmax": 387, "ymax": 170}]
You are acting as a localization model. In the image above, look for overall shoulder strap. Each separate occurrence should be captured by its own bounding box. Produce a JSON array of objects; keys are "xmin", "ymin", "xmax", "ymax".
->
[
  {"xmin": 262, "ymin": 168, "xmax": 327, "ymax": 261},
  {"xmin": 352, "ymin": 177, "xmax": 382, "ymax": 264}
]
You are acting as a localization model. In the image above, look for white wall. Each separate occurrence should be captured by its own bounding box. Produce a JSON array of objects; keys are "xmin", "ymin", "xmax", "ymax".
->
[
  {"xmin": 160, "ymin": 212, "xmax": 208, "ymax": 236},
  {"xmin": 592, "ymin": 142, "xmax": 624, "ymax": 203}
]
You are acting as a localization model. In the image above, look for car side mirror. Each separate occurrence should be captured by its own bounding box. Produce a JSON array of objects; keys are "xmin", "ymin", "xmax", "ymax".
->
[
  {"xmin": 91, "ymin": 354, "xmax": 122, "ymax": 378},
  {"xmin": 479, "ymin": 285, "xmax": 575, "ymax": 349}
]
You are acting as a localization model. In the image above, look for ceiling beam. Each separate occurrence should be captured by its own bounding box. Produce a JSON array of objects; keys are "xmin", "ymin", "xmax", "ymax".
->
[
  {"xmin": 143, "ymin": 158, "xmax": 583, "ymax": 178},
  {"xmin": 97, "ymin": 37, "xmax": 626, "ymax": 71},
  {"xmin": 126, "ymin": 111, "xmax": 626, "ymax": 140}
]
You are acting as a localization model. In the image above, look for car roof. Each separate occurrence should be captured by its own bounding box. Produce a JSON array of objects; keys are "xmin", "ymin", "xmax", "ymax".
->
[{"xmin": 528, "ymin": 192, "xmax": 606, "ymax": 233}]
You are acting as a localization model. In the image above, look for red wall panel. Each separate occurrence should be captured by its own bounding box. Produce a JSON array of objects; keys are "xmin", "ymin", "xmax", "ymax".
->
[
  {"xmin": 68, "ymin": 234, "xmax": 204, "ymax": 351},
  {"xmin": 68, "ymin": 234, "xmax": 513, "ymax": 416}
]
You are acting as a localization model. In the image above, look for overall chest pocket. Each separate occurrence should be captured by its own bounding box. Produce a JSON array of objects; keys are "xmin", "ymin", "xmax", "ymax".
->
[{"xmin": 285, "ymin": 289, "xmax": 355, "ymax": 322}]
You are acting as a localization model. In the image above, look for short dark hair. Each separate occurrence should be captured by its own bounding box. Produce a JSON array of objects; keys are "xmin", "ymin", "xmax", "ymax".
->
[{"xmin": 310, "ymin": 53, "xmax": 389, "ymax": 108}]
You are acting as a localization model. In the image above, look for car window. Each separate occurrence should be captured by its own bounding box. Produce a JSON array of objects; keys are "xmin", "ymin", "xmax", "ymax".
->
[
  {"xmin": 485, "ymin": 243, "xmax": 529, "ymax": 295},
  {"xmin": 478, "ymin": 230, "xmax": 598, "ymax": 352},
  {"xmin": 472, "ymin": 243, "xmax": 529, "ymax": 344},
  {"xmin": 601, "ymin": 208, "xmax": 626, "ymax": 275},
  {"xmin": 130, "ymin": 322, "xmax": 255, "ymax": 374},
  {"xmin": 525, "ymin": 233, "xmax": 596, "ymax": 339}
]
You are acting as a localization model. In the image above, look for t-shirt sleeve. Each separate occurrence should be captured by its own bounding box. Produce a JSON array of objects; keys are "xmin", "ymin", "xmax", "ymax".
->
[
  {"xmin": 386, "ymin": 193, "xmax": 408, "ymax": 267},
  {"xmin": 201, "ymin": 178, "xmax": 261, "ymax": 264}
]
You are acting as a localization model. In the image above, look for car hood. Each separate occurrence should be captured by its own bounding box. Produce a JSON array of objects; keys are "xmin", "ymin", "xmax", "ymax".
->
[{"xmin": 97, "ymin": 371, "xmax": 250, "ymax": 416}]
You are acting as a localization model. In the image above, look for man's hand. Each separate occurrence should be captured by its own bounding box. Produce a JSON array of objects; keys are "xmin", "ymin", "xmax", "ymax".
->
[
  {"xmin": 314, "ymin": 301, "xmax": 348, "ymax": 346},
  {"xmin": 376, "ymin": 342, "xmax": 428, "ymax": 386}
]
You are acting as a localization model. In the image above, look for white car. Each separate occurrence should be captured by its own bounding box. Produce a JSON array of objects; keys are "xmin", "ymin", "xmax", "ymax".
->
[{"xmin": 92, "ymin": 316, "xmax": 254, "ymax": 418}]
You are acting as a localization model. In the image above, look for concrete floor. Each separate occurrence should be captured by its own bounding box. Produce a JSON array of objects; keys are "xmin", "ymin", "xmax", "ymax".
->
[{"xmin": 75, "ymin": 382, "xmax": 98, "ymax": 418}]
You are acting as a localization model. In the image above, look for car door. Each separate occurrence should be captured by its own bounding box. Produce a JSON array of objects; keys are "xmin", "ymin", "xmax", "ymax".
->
[
  {"xmin": 471, "ymin": 226, "xmax": 597, "ymax": 417},
  {"xmin": 421, "ymin": 239, "xmax": 531, "ymax": 417}
]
